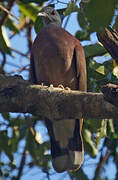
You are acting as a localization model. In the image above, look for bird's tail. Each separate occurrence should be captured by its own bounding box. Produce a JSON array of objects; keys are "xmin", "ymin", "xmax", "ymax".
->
[{"xmin": 45, "ymin": 118, "xmax": 84, "ymax": 172}]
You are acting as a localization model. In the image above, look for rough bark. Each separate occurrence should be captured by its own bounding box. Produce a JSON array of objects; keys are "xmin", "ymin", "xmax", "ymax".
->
[
  {"xmin": 101, "ymin": 83, "xmax": 118, "ymax": 107},
  {"xmin": 97, "ymin": 28, "xmax": 118, "ymax": 64},
  {"xmin": 0, "ymin": 74, "xmax": 118, "ymax": 120}
]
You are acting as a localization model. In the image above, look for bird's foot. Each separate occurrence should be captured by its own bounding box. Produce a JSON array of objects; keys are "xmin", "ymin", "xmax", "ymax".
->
[
  {"xmin": 65, "ymin": 87, "xmax": 71, "ymax": 91},
  {"xmin": 41, "ymin": 83, "xmax": 44, "ymax": 86},
  {"xmin": 58, "ymin": 84, "xmax": 65, "ymax": 89},
  {"xmin": 48, "ymin": 84, "xmax": 54, "ymax": 91},
  {"xmin": 49, "ymin": 84, "xmax": 54, "ymax": 88}
]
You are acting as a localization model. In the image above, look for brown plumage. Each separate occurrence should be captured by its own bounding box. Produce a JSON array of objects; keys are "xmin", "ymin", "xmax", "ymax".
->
[{"xmin": 30, "ymin": 7, "xmax": 87, "ymax": 172}]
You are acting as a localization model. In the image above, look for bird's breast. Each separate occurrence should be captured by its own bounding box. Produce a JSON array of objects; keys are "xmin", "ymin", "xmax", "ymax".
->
[{"xmin": 31, "ymin": 26, "xmax": 79, "ymax": 89}]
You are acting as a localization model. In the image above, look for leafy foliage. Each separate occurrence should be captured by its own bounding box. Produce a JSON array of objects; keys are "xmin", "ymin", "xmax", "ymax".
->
[
  {"xmin": 0, "ymin": 0, "xmax": 118, "ymax": 179},
  {"xmin": 85, "ymin": 0, "xmax": 116, "ymax": 31}
]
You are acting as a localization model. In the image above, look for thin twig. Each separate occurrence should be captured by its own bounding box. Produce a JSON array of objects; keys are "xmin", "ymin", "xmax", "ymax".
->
[
  {"xmin": 9, "ymin": 47, "xmax": 30, "ymax": 59},
  {"xmin": 93, "ymin": 138, "xmax": 110, "ymax": 180},
  {"xmin": 63, "ymin": 14, "xmax": 71, "ymax": 29},
  {"xmin": 0, "ymin": 4, "xmax": 19, "ymax": 21},
  {"xmin": 6, "ymin": 61, "xmax": 22, "ymax": 68},
  {"xmin": 0, "ymin": 52, "xmax": 6, "ymax": 74},
  {"xmin": 93, "ymin": 150, "xmax": 110, "ymax": 180},
  {"xmin": 0, "ymin": 0, "xmax": 17, "ymax": 27},
  {"xmin": 1, "ymin": 52, "xmax": 6, "ymax": 68},
  {"xmin": 46, "ymin": 171, "xmax": 50, "ymax": 180},
  {"xmin": 16, "ymin": 146, "xmax": 27, "ymax": 180},
  {"xmin": 6, "ymin": 64, "xmax": 29, "ymax": 75},
  {"xmin": 27, "ymin": 21, "xmax": 33, "ymax": 52}
]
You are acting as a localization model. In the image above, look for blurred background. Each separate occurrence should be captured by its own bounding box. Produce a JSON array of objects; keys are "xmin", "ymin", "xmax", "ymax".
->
[{"xmin": 0, "ymin": 0, "xmax": 118, "ymax": 179}]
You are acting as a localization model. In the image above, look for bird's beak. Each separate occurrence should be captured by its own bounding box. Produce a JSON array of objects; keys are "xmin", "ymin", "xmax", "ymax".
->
[{"xmin": 38, "ymin": 12, "xmax": 48, "ymax": 17}]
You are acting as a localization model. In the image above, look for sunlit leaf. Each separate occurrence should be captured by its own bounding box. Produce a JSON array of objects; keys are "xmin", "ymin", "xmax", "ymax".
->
[
  {"xmin": 113, "ymin": 66, "xmax": 118, "ymax": 78},
  {"xmin": 84, "ymin": 129, "xmax": 98, "ymax": 156},
  {"xmin": 96, "ymin": 65, "xmax": 105, "ymax": 75},
  {"xmin": 13, "ymin": 126, "xmax": 20, "ymax": 137},
  {"xmin": 112, "ymin": 60, "xmax": 118, "ymax": 77},
  {"xmin": 35, "ymin": 132, "xmax": 42, "ymax": 144},
  {"xmin": 0, "ymin": 26, "xmax": 11, "ymax": 55},
  {"xmin": 95, "ymin": 119, "xmax": 107, "ymax": 147},
  {"xmin": 107, "ymin": 119, "xmax": 115, "ymax": 135},
  {"xmin": 18, "ymin": 2, "xmax": 40, "ymax": 22}
]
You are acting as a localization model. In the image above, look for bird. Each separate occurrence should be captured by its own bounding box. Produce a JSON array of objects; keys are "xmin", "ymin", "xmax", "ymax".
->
[{"xmin": 30, "ymin": 6, "xmax": 87, "ymax": 173}]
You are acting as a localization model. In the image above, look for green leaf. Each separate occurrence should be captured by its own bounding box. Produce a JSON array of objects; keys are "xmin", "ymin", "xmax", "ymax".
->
[
  {"xmin": 8, "ymin": 138, "xmax": 18, "ymax": 153},
  {"xmin": 26, "ymin": 129, "xmax": 37, "ymax": 158},
  {"xmin": 107, "ymin": 119, "xmax": 115, "ymax": 136},
  {"xmin": 18, "ymin": 2, "xmax": 40, "ymax": 22},
  {"xmin": 5, "ymin": 17, "xmax": 20, "ymax": 34},
  {"xmin": 70, "ymin": 168, "xmax": 89, "ymax": 180},
  {"xmin": 0, "ymin": 131, "xmax": 9, "ymax": 151},
  {"xmin": 64, "ymin": 2, "xmax": 78, "ymax": 16},
  {"xmin": 96, "ymin": 65, "xmax": 105, "ymax": 75},
  {"xmin": 84, "ymin": 118, "xmax": 102, "ymax": 133},
  {"xmin": 0, "ymin": 131, "xmax": 13, "ymax": 161},
  {"xmin": 84, "ymin": 129, "xmax": 98, "ymax": 156},
  {"xmin": 84, "ymin": 43, "xmax": 106, "ymax": 59},
  {"xmin": 1, "ymin": 112, "xmax": 10, "ymax": 121},
  {"xmin": 95, "ymin": 119, "xmax": 107, "ymax": 147},
  {"xmin": 34, "ymin": 16, "xmax": 43, "ymax": 34},
  {"xmin": 77, "ymin": 11, "xmax": 89, "ymax": 30},
  {"xmin": 113, "ymin": 65, "xmax": 118, "ymax": 78},
  {"xmin": 85, "ymin": 0, "xmax": 115, "ymax": 31},
  {"xmin": 75, "ymin": 30, "xmax": 90, "ymax": 41},
  {"xmin": 0, "ymin": 26, "xmax": 11, "ymax": 55}
]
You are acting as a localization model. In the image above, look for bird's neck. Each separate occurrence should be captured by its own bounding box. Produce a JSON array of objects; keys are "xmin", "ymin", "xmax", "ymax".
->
[{"xmin": 43, "ymin": 19, "xmax": 61, "ymax": 27}]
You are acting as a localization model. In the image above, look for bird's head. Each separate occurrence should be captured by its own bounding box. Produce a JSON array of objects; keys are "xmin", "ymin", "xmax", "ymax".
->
[{"xmin": 38, "ymin": 7, "xmax": 61, "ymax": 27}]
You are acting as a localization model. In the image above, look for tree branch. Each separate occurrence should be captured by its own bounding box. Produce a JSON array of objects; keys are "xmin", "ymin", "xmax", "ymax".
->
[
  {"xmin": 93, "ymin": 137, "xmax": 110, "ymax": 180},
  {"xmin": 9, "ymin": 47, "xmax": 30, "ymax": 59},
  {"xmin": 97, "ymin": 28, "xmax": 118, "ymax": 64},
  {"xmin": 16, "ymin": 146, "xmax": 26, "ymax": 180},
  {"xmin": 0, "ymin": 75, "xmax": 118, "ymax": 120},
  {"xmin": 0, "ymin": 0, "xmax": 16, "ymax": 27},
  {"xmin": 0, "ymin": 4, "xmax": 19, "ymax": 22},
  {"xmin": 101, "ymin": 83, "xmax": 118, "ymax": 107},
  {"xmin": 93, "ymin": 150, "xmax": 110, "ymax": 180}
]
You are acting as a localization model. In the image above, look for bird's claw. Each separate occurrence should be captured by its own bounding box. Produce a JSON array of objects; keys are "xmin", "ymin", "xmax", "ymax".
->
[
  {"xmin": 49, "ymin": 84, "xmax": 54, "ymax": 88},
  {"xmin": 65, "ymin": 87, "xmax": 71, "ymax": 91},
  {"xmin": 58, "ymin": 84, "xmax": 64, "ymax": 89}
]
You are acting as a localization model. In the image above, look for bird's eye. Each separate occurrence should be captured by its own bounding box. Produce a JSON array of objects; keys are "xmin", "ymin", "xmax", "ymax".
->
[{"xmin": 51, "ymin": 10, "xmax": 56, "ymax": 15}]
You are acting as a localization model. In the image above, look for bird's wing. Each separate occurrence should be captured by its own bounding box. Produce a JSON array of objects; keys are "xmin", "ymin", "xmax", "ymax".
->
[
  {"xmin": 74, "ymin": 46, "xmax": 87, "ymax": 91},
  {"xmin": 30, "ymin": 54, "xmax": 37, "ymax": 84}
]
